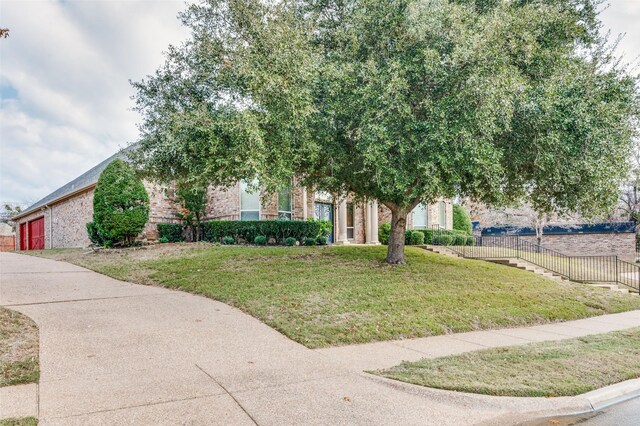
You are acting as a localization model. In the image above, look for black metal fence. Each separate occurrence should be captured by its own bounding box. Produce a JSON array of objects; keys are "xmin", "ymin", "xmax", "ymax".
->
[{"xmin": 430, "ymin": 226, "xmax": 639, "ymax": 293}]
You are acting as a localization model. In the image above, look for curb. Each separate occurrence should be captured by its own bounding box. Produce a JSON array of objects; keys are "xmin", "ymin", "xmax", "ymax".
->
[
  {"xmin": 580, "ymin": 378, "xmax": 640, "ymax": 411},
  {"xmin": 363, "ymin": 373, "xmax": 640, "ymax": 425},
  {"xmin": 511, "ymin": 379, "xmax": 640, "ymax": 425}
]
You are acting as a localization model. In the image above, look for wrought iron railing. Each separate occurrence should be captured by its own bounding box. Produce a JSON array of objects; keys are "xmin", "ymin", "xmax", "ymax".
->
[{"xmin": 429, "ymin": 227, "xmax": 639, "ymax": 293}]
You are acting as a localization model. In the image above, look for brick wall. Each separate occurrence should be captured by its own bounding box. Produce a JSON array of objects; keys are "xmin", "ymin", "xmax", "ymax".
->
[
  {"xmin": 519, "ymin": 233, "xmax": 635, "ymax": 261},
  {"xmin": 144, "ymin": 182, "xmax": 182, "ymax": 240},
  {"xmin": 50, "ymin": 189, "xmax": 94, "ymax": 248},
  {"xmin": 206, "ymin": 184, "xmax": 240, "ymax": 220}
]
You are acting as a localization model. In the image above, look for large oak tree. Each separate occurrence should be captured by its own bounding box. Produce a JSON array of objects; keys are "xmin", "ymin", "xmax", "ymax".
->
[{"xmin": 132, "ymin": 0, "xmax": 639, "ymax": 263}]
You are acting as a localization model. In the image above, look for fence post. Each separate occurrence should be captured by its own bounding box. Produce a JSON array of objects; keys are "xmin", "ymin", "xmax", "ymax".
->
[{"xmin": 615, "ymin": 256, "xmax": 618, "ymax": 284}]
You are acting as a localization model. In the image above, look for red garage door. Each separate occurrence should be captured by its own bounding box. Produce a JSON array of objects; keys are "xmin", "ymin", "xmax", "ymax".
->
[
  {"xmin": 28, "ymin": 217, "xmax": 45, "ymax": 250},
  {"xmin": 20, "ymin": 222, "xmax": 27, "ymax": 251}
]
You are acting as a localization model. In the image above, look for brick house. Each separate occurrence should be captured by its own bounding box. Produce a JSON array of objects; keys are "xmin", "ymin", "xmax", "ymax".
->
[{"xmin": 13, "ymin": 151, "xmax": 453, "ymax": 250}]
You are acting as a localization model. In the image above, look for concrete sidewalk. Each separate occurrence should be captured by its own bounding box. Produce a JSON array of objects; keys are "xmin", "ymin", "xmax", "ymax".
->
[
  {"xmin": 1, "ymin": 252, "xmax": 637, "ymax": 425},
  {"xmin": 316, "ymin": 310, "xmax": 640, "ymax": 371}
]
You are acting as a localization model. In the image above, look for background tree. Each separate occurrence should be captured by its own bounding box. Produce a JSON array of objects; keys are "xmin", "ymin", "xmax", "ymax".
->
[
  {"xmin": 132, "ymin": 0, "xmax": 639, "ymax": 264},
  {"xmin": 616, "ymin": 144, "xmax": 640, "ymax": 223},
  {"xmin": 91, "ymin": 159, "xmax": 149, "ymax": 247},
  {"xmin": 464, "ymin": 200, "xmax": 584, "ymax": 245},
  {"xmin": 0, "ymin": 203, "xmax": 24, "ymax": 229}
]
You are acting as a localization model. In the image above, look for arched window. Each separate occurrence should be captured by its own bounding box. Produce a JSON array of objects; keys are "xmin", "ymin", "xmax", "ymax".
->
[
  {"xmin": 412, "ymin": 204, "xmax": 428, "ymax": 229},
  {"xmin": 439, "ymin": 201, "xmax": 446, "ymax": 228},
  {"xmin": 240, "ymin": 180, "xmax": 260, "ymax": 220}
]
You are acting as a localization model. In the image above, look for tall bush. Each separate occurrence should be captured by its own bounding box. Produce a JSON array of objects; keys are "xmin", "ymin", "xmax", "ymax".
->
[
  {"xmin": 91, "ymin": 158, "xmax": 149, "ymax": 247},
  {"xmin": 453, "ymin": 205, "xmax": 472, "ymax": 235}
]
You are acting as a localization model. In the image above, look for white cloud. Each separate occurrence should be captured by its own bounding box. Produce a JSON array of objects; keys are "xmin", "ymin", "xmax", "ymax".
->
[
  {"xmin": 600, "ymin": 0, "xmax": 640, "ymax": 63},
  {"xmin": 0, "ymin": 0, "xmax": 188, "ymax": 204}
]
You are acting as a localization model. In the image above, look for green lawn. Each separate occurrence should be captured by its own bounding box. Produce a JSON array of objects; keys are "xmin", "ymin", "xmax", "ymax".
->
[
  {"xmin": 0, "ymin": 418, "xmax": 38, "ymax": 426},
  {"xmin": 30, "ymin": 245, "xmax": 640, "ymax": 348},
  {"xmin": 0, "ymin": 308, "xmax": 39, "ymax": 387},
  {"xmin": 377, "ymin": 327, "xmax": 640, "ymax": 397}
]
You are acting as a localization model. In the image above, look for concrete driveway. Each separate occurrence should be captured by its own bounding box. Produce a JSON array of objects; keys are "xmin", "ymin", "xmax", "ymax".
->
[{"xmin": 0, "ymin": 252, "xmax": 594, "ymax": 425}]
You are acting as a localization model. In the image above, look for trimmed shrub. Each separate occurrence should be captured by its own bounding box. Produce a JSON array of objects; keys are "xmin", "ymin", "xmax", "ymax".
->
[
  {"xmin": 433, "ymin": 234, "xmax": 454, "ymax": 245},
  {"xmin": 453, "ymin": 204, "xmax": 472, "ymax": 235},
  {"xmin": 404, "ymin": 229, "xmax": 412, "ymax": 245},
  {"xmin": 91, "ymin": 158, "xmax": 149, "ymax": 247},
  {"xmin": 378, "ymin": 223, "xmax": 391, "ymax": 245},
  {"xmin": 303, "ymin": 237, "xmax": 316, "ymax": 246},
  {"xmin": 254, "ymin": 235, "xmax": 267, "ymax": 245},
  {"xmin": 414, "ymin": 228, "xmax": 468, "ymax": 244},
  {"xmin": 316, "ymin": 236, "xmax": 328, "ymax": 246},
  {"xmin": 465, "ymin": 236, "xmax": 476, "ymax": 246},
  {"xmin": 157, "ymin": 223, "xmax": 184, "ymax": 243},
  {"xmin": 410, "ymin": 231, "xmax": 425, "ymax": 245},
  {"xmin": 285, "ymin": 237, "xmax": 297, "ymax": 246},
  {"xmin": 158, "ymin": 237, "xmax": 169, "ymax": 243},
  {"xmin": 202, "ymin": 220, "xmax": 321, "ymax": 244},
  {"xmin": 452, "ymin": 234, "xmax": 466, "ymax": 246},
  {"xmin": 222, "ymin": 236, "xmax": 235, "ymax": 245}
]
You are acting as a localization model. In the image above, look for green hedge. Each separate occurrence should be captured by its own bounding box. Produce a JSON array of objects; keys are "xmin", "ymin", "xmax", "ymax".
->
[
  {"xmin": 379, "ymin": 223, "xmax": 469, "ymax": 245},
  {"xmin": 202, "ymin": 220, "xmax": 324, "ymax": 244},
  {"xmin": 414, "ymin": 228, "xmax": 469, "ymax": 244},
  {"xmin": 157, "ymin": 223, "xmax": 185, "ymax": 243},
  {"xmin": 379, "ymin": 223, "xmax": 391, "ymax": 244}
]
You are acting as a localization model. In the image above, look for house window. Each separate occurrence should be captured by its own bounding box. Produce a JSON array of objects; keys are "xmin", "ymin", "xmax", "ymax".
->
[
  {"xmin": 347, "ymin": 203, "xmax": 354, "ymax": 239},
  {"xmin": 240, "ymin": 180, "xmax": 260, "ymax": 220},
  {"xmin": 439, "ymin": 201, "xmax": 446, "ymax": 228},
  {"xmin": 278, "ymin": 186, "xmax": 292, "ymax": 220},
  {"xmin": 412, "ymin": 204, "xmax": 428, "ymax": 229}
]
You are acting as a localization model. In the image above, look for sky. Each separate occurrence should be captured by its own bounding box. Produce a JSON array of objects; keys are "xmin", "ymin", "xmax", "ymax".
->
[{"xmin": 0, "ymin": 0, "xmax": 639, "ymax": 207}]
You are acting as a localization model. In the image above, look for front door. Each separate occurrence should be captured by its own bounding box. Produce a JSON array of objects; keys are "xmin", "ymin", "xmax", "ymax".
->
[{"xmin": 314, "ymin": 202, "xmax": 334, "ymax": 243}]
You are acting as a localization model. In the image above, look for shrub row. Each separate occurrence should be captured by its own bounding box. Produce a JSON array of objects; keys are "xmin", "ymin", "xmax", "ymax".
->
[
  {"xmin": 412, "ymin": 228, "xmax": 471, "ymax": 245},
  {"xmin": 432, "ymin": 234, "xmax": 476, "ymax": 246},
  {"xmin": 378, "ymin": 223, "xmax": 474, "ymax": 246},
  {"xmin": 202, "ymin": 220, "xmax": 330, "ymax": 244},
  {"xmin": 157, "ymin": 223, "xmax": 185, "ymax": 243}
]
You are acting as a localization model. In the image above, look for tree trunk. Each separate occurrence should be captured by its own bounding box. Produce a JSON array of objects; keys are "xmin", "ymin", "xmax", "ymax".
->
[{"xmin": 385, "ymin": 207, "xmax": 408, "ymax": 264}]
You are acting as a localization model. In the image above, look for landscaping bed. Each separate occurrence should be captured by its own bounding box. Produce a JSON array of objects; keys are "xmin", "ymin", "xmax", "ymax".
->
[
  {"xmin": 30, "ymin": 245, "xmax": 640, "ymax": 348},
  {"xmin": 376, "ymin": 327, "xmax": 640, "ymax": 397},
  {"xmin": 0, "ymin": 308, "xmax": 39, "ymax": 387}
]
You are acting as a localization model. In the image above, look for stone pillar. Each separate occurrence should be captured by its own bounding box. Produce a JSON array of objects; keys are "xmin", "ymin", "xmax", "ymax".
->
[
  {"xmin": 370, "ymin": 200, "xmax": 380, "ymax": 244},
  {"xmin": 365, "ymin": 201, "xmax": 372, "ymax": 243},
  {"xmin": 336, "ymin": 196, "xmax": 349, "ymax": 244},
  {"xmin": 302, "ymin": 187, "xmax": 308, "ymax": 220}
]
